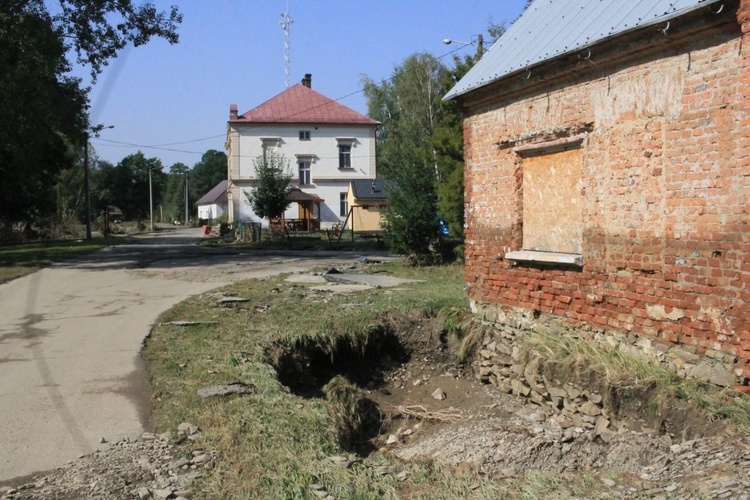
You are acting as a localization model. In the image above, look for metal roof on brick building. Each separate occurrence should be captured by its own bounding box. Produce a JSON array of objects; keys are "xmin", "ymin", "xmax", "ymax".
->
[
  {"xmin": 232, "ymin": 83, "xmax": 379, "ymax": 125},
  {"xmin": 445, "ymin": 0, "xmax": 723, "ymax": 100}
]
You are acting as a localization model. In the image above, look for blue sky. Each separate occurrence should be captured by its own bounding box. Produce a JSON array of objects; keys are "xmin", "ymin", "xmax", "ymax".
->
[{"xmin": 84, "ymin": 0, "xmax": 527, "ymax": 169}]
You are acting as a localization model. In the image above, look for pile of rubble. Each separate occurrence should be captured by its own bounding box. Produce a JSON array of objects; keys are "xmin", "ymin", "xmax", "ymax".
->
[{"xmin": 0, "ymin": 423, "xmax": 213, "ymax": 500}]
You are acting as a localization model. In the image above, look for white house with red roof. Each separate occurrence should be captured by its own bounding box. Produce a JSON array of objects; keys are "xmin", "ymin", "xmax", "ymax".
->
[{"xmin": 226, "ymin": 74, "xmax": 379, "ymax": 229}]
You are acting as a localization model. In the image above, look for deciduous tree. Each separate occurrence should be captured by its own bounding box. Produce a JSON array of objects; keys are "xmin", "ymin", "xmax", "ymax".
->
[
  {"xmin": 0, "ymin": 0, "xmax": 181, "ymax": 238},
  {"xmin": 189, "ymin": 150, "xmax": 227, "ymax": 207},
  {"xmin": 93, "ymin": 152, "xmax": 165, "ymax": 222},
  {"xmin": 245, "ymin": 152, "xmax": 292, "ymax": 220}
]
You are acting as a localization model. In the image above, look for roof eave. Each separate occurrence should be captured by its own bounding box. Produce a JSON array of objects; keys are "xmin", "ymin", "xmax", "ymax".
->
[{"xmin": 445, "ymin": 0, "xmax": 723, "ymax": 101}]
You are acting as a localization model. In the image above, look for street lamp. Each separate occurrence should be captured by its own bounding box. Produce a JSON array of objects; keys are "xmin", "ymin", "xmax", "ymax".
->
[
  {"xmin": 84, "ymin": 124, "xmax": 114, "ymax": 240},
  {"xmin": 443, "ymin": 34, "xmax": 485, "ymax": 58}
]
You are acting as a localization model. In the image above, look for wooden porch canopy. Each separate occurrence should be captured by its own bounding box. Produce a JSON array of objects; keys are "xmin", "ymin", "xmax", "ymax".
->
[{"xmin": 283, "ymin": 187, "xmax": 324, "ymax": 232}]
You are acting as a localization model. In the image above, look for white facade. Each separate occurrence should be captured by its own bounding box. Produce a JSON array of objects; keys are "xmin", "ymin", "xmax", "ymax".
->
[
  {"xmin": 226, "ymin": 81, "xmax": 378, "ymax": 229},
  {"xmin": 228, "ymin": 125, "xmax": 376, "ymax": 227},
  {"xmin": 197, "ymin": 202, "xmax": 225, "ymax": 221}
]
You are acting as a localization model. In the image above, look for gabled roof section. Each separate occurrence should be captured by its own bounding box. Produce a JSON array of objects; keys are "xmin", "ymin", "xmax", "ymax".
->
[
  {"xmin": 445, "ymin": 0, "xmax": 723, "ymax": 100},
  {"xmin": 286, "ymin": 186, "xmax": 325, "ymax": 203},
  {"xmin": 351, "ymin": 179, "xmax": 389, "ymax": 201},
  {"xmin": 195, "ymin": 180, "xmax": 228, "ymax": 206},
  {"xmin": 233, "ymin": 84, "xmax": 379, "ymax": 126}
]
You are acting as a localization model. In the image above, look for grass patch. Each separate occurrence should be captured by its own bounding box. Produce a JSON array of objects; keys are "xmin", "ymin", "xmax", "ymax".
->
[
  {"xmin": 0, "ymin": 237, "xmax": 122, "ymax": 283},
  {"xmin": 144, "ymin": 262, "xmax": 542, "ymax": 498},
  {"xmin": 522, "ymin": 331, "xmax": 750, "ymax": 433},
  {"xmin": 144, "ymin": 259, "xmax": 750, "ymax": 497}
]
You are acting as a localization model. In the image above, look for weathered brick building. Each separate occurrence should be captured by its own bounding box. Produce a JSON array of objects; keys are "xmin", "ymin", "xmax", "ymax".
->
[{"xmin": 446, "ymin": 0, "xmax": 749, "ymax": 385}]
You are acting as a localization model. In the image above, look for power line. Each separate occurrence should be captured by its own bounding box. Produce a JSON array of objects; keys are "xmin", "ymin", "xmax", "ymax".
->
[{"xmin": 91, "ymin": 43, "xmax": 473, "ymax": 157}]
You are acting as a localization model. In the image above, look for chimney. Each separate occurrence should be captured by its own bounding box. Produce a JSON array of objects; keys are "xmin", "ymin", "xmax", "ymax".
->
[
  {"xmin": 301, "ymin": 73, "xmax": 312, "ymax": 88},
  {"xmin": 229, "ymin": 104, "xmax": 238, "ymax": 120}
]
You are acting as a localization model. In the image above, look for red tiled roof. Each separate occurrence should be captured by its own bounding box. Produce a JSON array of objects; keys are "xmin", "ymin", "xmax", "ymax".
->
[{"xmin": 232, "ymin": 84, "xmax": 379, "ymax": 125}]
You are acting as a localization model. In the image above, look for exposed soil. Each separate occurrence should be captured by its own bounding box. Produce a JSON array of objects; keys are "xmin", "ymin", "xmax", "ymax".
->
[
  {"xmin": 271, "ymin": 310, "xmax": 750, "ymax": 497},
  {"xmin": 4, "ymin": 309, "xmax": 748, "ymax": 499}
]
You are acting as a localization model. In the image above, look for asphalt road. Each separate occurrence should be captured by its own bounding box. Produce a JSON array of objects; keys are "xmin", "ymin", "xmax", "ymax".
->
[{"xmin": 0, "ymin": 228, "xmax": 372, "ymax": 482}]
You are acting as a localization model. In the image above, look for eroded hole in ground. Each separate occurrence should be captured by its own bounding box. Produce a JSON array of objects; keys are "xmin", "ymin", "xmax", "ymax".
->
[
  {"xmin": 271, "ymin": 328, "xmax": 410, "ymax": 397},
  {"xmin": 269, "ymin": 327, "xmax": 411, "ymax": 454}
]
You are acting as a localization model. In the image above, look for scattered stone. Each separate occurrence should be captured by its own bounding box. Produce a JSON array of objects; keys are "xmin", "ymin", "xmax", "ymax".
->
[
  {"xmin": 710, "ymin": 367, "xmax": 736, "ymax": 388},
  {"xmin": 547, "ymin": 386, "xmax": 568, "ymax": 399},
  {"xmin": 432, "ymin": 388, "xmax": 447, "ymax": 400},
  {"xmin": 580, "ymin": 401, "xmax": 602, "ymax": 417},
  {"xmin": 511, "ymin": 379, "xmax": 531, "ymax": 397},
  {"xmin": 137, "ymin": 487, "xmax": 152, "ymax": 499},
  {"xmin": 197, "ymin": 382, "xmax": 256, "ymax": 398},
  {"xmin": 327, "ymin": 455, "xmax": 355, "ymax": 468},
  {"xmin": 588, "ymin": 392, "xmax": 603, "ymax": 405},
  {"xmin": 386, "ymin": 434, "xmax": 400, "ymax": 445},
  {"xmin": 217, "ymin": 297, "xmax": 250, "ymax": 304},
  {"xmin": 565, "ymin": 385, "xmax": 582, "ymax": 400},
  {"xmin": 499, "ymin": 467, "xmax": 517, "ymax": 478},
  {"xmin": 153, "ymin": 488, "xmax": 174, "ymax": 499},
  {"xmin": 177, "ymin": 422, "xmax": 199, "ymax": 435},
  {"xmin": 191, "ymin": 454, "xmax": 211, "ymax": 465},
  {"xmin": 601, "ymin": 478, "xmax": 616, "ymax": 487},
  {"xmin": 396, "ymin": 471, "xmax": 411, "ymax": 481},
  {"xmin": 594, "ymin": 416, "xmax": 610, "ymax": 436},
  {"xmin": 163, "ymin": 321, "xmax": 217, "ymax": 327}
]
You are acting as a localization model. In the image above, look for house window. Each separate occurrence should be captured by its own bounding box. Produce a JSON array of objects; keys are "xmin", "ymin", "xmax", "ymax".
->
[
  {"xmin": 299, "ymin": 130, "xmax": 310, "ymax": 141},
  {"xmin": 340, "ymin": 192, "xmax": 348, "ymax": 217},
  {"xmin": 298, "ymin": 161, "xmax": 311, "ymax": 185},
  {"xmin": 261, "ymin": 137, "xmax": 281, "ymax": 157},
  {"xmin": 338, "ymin": 145, "xmax": 352, "ymax": 169},
  {"xmin": 508, "ymin": 143, "xmax": 583, "ymax": 265}
]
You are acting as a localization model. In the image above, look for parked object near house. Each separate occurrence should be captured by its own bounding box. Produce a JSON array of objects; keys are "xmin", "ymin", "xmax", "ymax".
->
[
  {"xmin": 226, "ymin": 73, "xmax": 379, "ymax": 229},
  {"xmin": 196, "ymin": 180, "xmax": 229, "ymax": 223},
  {"xmin": 447, "ymin": 0, "xmax": 750, "ymax": 386},
  {"xmin": 345, "ymin": 179, "xmax": 388, "ymax": 232}
]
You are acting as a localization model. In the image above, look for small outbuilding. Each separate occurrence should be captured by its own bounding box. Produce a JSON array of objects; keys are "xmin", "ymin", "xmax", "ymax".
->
[
  {"xmin": 196, "ymin": 180, "xmax": 229, "ymax": 223},
  {"xmin": 345, "ymin": 179, "xmax": 388, "ymax": 232}
]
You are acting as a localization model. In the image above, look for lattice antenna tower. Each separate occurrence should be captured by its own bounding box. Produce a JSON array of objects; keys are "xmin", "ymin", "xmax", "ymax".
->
[{"xmin": 280, "ymin": 9, "xmax": 293, "ymax": 88}]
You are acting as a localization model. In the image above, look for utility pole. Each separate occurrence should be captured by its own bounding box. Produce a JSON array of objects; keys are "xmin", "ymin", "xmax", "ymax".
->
[
  {"xmin": 148, "ymin": 166, "xmax": 154, "ymax": 232},
  {"xmin": 184, "ymin": 170, "xmax": 189, "ymax": 225},
  {"xmin": 84, "ymin": 135, "xmax": 92, "ymax": 239}
]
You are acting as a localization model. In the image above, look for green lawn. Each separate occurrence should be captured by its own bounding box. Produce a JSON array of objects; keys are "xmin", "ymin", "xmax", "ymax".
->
[{"xmin": 0, "ymin": 237, "xmax": 121, "ymax": 283}]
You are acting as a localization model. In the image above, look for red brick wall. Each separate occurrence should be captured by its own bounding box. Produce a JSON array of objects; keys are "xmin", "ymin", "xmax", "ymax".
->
[{"xmin": 462, "ymin": 7, "xmax": 750, "ymax": 380}]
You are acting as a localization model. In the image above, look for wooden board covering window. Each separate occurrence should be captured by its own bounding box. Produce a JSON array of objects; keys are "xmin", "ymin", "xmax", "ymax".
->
[{"xmin": 522, "ymin": 148, "xmax": 583, "ymax": 254}]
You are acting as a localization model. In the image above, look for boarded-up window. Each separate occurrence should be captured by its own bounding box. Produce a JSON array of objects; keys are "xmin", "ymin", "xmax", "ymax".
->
[{"xmin": 522, "ymin": 148, "xmax": 583, "ymax": 254}]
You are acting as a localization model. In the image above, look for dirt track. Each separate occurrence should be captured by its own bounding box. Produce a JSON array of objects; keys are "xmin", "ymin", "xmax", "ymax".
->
[{"xmin": 0, "ymin": 228, "xmax": 375, "ymax": 483}]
